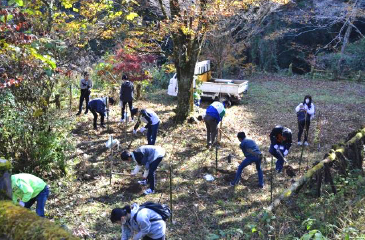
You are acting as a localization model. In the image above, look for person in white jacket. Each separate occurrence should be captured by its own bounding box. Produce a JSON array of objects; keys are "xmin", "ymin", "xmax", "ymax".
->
[
  {"xmin": 121, "ymin": 146, "xmax": 165, "ymax": 195},
  {"xmin": 295, "ymin": 95, "xmax": 315, "ymax": 146},
  {"xmin": 110, "ymin": 203, "xmax": 166, "ymax": 240}
]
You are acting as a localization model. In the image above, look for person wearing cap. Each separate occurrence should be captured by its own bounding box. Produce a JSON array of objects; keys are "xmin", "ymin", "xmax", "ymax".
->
[
  {"xmin": 269, "ymin": 125, "xmax": 292, "ymax": 173},
  {"xmin": 110, "ymin": 203, "xmax": 166, "ymax": 240},
  {"xmin": 204, "ymin": 101, "xmax": 230, "ymax": 149},
  {"xmin": 131, "ymin": 108, "xmax": 160, "ymax": 145},
  {"xmin": 76, "ymin": 71, "xmax": 93, "ymax": 115},
  {"xmin": 87, "ymin": 97, "xmax": 115, "ymax": 130},
  {"xmin": 295, "ymin": 95, "xmax": 315, "ymax": 146},
  {"xmin": 11, "ymin": 173, "xmax": 50, "ymax": 217},
  {"xmin": 230, "ymin": 132, "xmax": 264, "ymax": 188},
  {"xmin": 121, "ymin": 145, "xmax": 165, "ymax": 195},
  {"xmin": 120, "ymin": 75, "xmax": 134, "ymax": 122}
]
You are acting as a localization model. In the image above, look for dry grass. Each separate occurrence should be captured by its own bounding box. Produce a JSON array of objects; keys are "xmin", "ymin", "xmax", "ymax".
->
[{"xmin": 45, "ymin": 74, "xmax": 365, "ymax": 239}]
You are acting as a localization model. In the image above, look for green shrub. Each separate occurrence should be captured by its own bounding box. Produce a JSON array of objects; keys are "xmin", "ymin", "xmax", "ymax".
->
[
  {"xmin": 317, "ymin": 38, "xmax": 365, "ymax": 77},
  {"xmin": 0, "ymin": 90, "xmax": 72, "ymax": 178}
]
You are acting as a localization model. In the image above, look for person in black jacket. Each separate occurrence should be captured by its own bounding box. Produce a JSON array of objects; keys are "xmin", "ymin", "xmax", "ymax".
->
[
  {"xmin": 120, "ymin": 75, "xmax": 134, "ymax": 122},
  {"xmin": 131, "ymin": 108, "xmax": 160, "ymax": 145},
  {"xmin": 87, "ymin": 97, "xmax": 115, "ymax": 130},
  {"xmin": 76, "ymin": 72, "xmax": 93, "ymax": 115},
  {"xmin": 269, "ymin": 125, "xmax": 292, "ymax": 173}
]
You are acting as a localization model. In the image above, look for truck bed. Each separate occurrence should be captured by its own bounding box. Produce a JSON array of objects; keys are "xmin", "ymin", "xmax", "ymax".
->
[{"xmin": 199, "ymin": 79, "xmax": 248, "ymax": 96}]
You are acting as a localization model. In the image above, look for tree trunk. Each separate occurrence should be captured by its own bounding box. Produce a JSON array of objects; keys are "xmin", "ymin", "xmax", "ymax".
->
[
  {"xmin": 135, "ymin": 82, "xmax": 142, "ymax": 100},
  {"xmin": 175, "ymin": 65, "xmax": 196, "ymax": 122},
  {"xmin": 173, "ymin": 35, "xmax": 202, "ymax": 123}
]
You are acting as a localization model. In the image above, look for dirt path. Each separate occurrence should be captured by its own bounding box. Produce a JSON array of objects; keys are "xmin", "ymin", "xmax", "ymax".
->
[{"xmin": 46, "ymin": 75, "xmax": 365, "ymax": 239}]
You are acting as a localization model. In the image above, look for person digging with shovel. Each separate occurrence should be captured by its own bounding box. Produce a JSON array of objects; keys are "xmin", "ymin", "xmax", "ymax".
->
[
  {"xmin": 131, "ymin": 108, "xmax": 160, "ymax": 145},
  {"xmin": 230, "ymin": 131, "xmax": 264, "ymax": 188},
  {"xmin": 269, "ymin": 125, "xmax": 292, "ymax": 173},
  {"xmin": 110, "ymin": 203, "xmax": 166, "ymax": 240},
  {"xmin": 204, "ymin": 100, "xmax": 230, "ymax": 149},
  {"xmin": 121, "ymin": 145, "xmax": 165, "ymax": 195},
  {"xmin": 87, "ymin": 97, "xmax": 115, "ymax": 130}
]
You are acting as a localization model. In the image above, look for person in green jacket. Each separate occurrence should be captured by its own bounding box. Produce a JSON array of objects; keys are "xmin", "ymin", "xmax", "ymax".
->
[{"xmin": 11, "ymin": 173, "xmax": 50, "ymax": 217}]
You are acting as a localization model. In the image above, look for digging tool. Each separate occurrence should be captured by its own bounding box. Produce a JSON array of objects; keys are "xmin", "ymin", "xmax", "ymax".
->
[
  {"xmin": 218, "ymin": 128, "xmax": 232, "ymax": 141},
  {"xmin": 276, "ymin": 148, "xmax": 288, "ymax": 164}
]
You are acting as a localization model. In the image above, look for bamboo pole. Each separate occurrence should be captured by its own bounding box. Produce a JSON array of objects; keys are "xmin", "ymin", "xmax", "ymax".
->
[{"xmin": 264, "ymin": 127, "xmax": 365, "ymax": 213}]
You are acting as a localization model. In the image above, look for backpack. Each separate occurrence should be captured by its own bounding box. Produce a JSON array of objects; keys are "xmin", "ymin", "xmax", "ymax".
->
[{"xmin": 133, "ymin": 202, "xmax": 171, "ymax": 222}]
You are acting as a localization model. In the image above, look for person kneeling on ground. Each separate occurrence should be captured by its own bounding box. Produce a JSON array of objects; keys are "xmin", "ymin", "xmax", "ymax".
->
[
  {"xmin": 11, "ymin": 173, "xmax": 50, "ymax": 217},
  {"xmin": 121, "ymin": 145, "xmax": 165, "ymax": 195},
  {"xmin": 204, "ymin": 100, "xmax": 230, "ymax": 149},
  {"xmin": 269, "ymin": 125, "xmax": 292, "ymax": 173},
  {"xmin": 230, "ymin": 132, "xmax": 264, "ymax": 188},
  {"xmin": 110, "ymin": 203, "xmax": 166, "ymax": 240},
  {"xmin": 131, "ymin": 108, "xmax": 160, "ymax": 145},
  {"xmin": 87, "ymin": 97, "xmax": 115, "ymax": 130}
]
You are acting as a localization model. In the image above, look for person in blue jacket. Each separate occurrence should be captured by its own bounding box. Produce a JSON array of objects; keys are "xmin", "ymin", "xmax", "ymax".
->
[
  {"xmin": 269, "ymin": 125, "xmax": 292, "ymax": 173},
  {"xmin": 230, "ymin": 132, "xmax": 264, "ymax": 188},
  {"xmin": 87, "ymin": 97, "xmax": 115, "ymax": 130},
  {"xmin": 203, "ymin": 101, "xmax": 230, "ymax": 148}
]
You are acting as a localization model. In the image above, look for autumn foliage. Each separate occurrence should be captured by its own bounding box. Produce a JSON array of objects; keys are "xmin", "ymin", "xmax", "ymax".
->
[{"xmin": 112, "ymin": 48, "xmax": 156, "ymax": 82}]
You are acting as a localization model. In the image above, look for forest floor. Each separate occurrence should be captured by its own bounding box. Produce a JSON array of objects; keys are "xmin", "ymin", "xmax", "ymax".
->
[{"xmin": 45, "ymin": 74, "xmax": 365, "ymax": 239}]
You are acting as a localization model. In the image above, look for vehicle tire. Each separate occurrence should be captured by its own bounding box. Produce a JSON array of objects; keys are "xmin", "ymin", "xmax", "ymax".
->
[{"xmin": 219, "ymin": 96, "xmax": 231, "ymax": 106}]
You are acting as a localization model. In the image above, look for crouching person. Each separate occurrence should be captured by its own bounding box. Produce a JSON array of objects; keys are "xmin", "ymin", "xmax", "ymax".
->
[
  {"xmin": 87, "ymin": 97, "xmax": 115, "ymax": 130},
  {"xmin": 269, "ymin": 125, "xmax": 292, "ymax": 173},
  {"xmin": 131, "ymin": 108, "xmax": 160, "ymax": 145},
  {"xmin": 121, "ymin": 145, "xmax": 165, "ymax": 195},
  {"xmin": 11, "ymin": 173, "xmax": 50, "ymax": 217},
  {"xmin": 110, "ymin": 203, "xmax": 166, "ymax": 240}
]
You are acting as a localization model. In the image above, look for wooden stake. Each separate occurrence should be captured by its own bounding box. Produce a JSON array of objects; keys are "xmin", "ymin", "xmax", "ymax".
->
[
  {"xmin": 169, "ymin": 164, "xmax": 173, "ymax": 224},
  {"xmin": 215, "ymin": 145, "xmax": 218, "ymax": 174},
  {"xmin": 270, "ymin": 156, "xmax": 274, "ymax": 204},
  {"xmin": 299, "ymin": 112, "xmax": 308, "ymax": 173},
  {"xmin": 107, "ymin": 98, "xmax": 109, "ymax": 131},
  {"xmin": 110, "ymin": 135, "xmax": 113, "ymax": 185},
  {"xmin": 69, "ymin": 83, "xmax": 72, "ymax": 113}
]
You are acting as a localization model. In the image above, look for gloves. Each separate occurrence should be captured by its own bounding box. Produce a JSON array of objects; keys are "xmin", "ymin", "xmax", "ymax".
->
[
  {"xmin": 19, "ymin": 201, "xmax": 25, "ymax": 207},
  {"xmin": 273, "ymin": 144, "xmax": 279, "ymax": 150},
  {"xmin": 131, "ymin": 165, "xmax": 141, "ymax": 175},
  {"xmin": 284, "ymin": 150, "xmax": 289, "ymax": 156},
  {"xmin": 140, "ymin": 127, "xmax": 146, "ymax": 133},
  {"xmin": 279, "ymin": 146, "xmax": 284, "ymax": 150},
  {"xmin": 133, "ymin": 129, "xmax": 137, "ymax": 135},
  {"xmin": 143, "ymin": 169, "xmax": 149, "ymax": 178}
]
